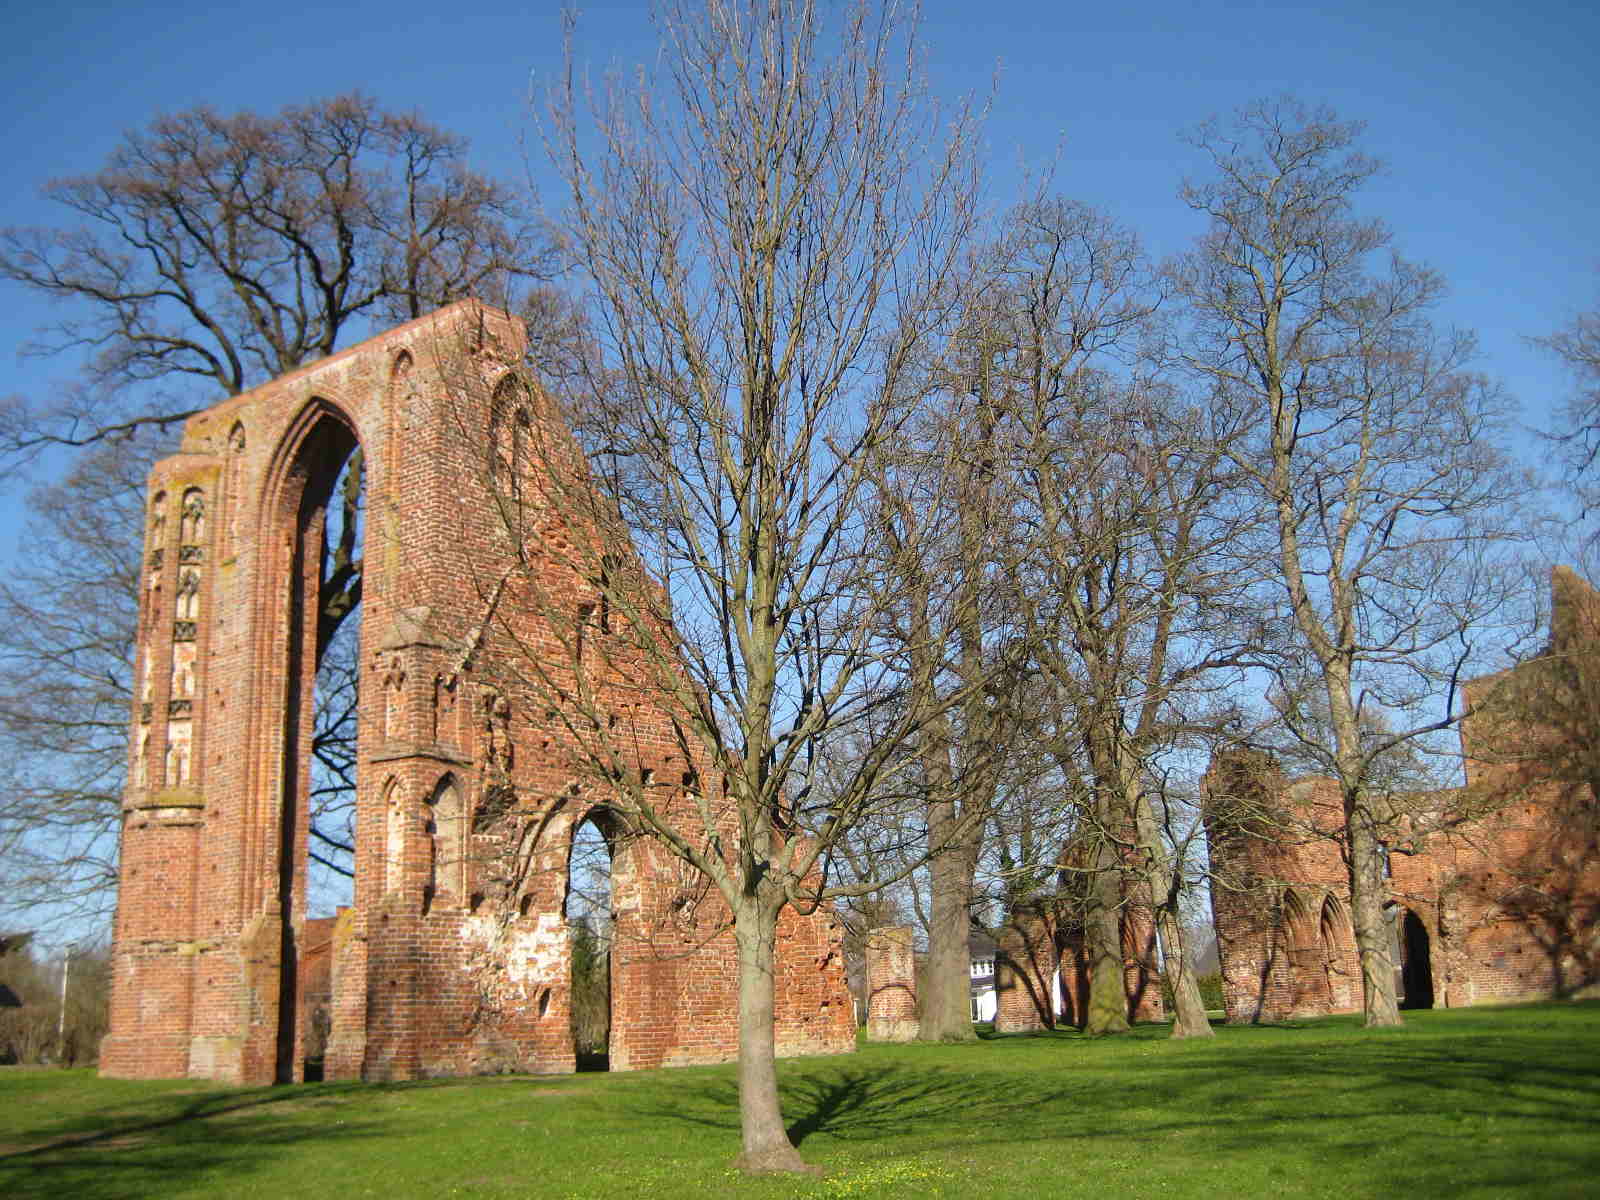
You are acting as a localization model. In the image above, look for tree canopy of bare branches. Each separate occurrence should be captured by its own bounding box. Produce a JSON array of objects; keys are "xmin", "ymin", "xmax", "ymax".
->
[
  {"xmin": 0, "ymin": 442, "xmax": 148, "ymax": 934},
  {"xmin": 967, "ymin": 197, "xmax": 1266, "ymax": 1039},
  {"xmin": 1172, "ymin": 97, "xmax": 1533, "ymax": 1027},
  {"xmin": 1536, "ymin": 299, "xmax": 1600, "ymax": 520},
  {"xmin": 0, "ymin": 92, "xmax": 548, "ymax": 460}
]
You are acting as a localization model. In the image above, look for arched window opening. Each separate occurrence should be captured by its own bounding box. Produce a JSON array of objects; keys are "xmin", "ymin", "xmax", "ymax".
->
[
  {"xmin": 145, "ymin": 493, "xmax": 166, "ymax": 645},
  {"xmin": 383, "ymin": 779, "xmax": 405, "ymax": 894},
  {"xmin": 225, "ymin": 423, "xmax": 246, "ymax": 556},
  {"xmin": 149, "ymin": 491, "xmax": 168, "ymax": 552},
  {"xmin": 1282, "ymin": 888, "xmax": 1313, "ymax": 938},
  {"xmin": 260, "ymin": 402, "xmax": 365, "ymax": 1084},
  {"xmin": 1318, "ymin": 896, "xmax": 1343, "ymax": 955},
  {"xmin": 432, "ymin": 672, "xmax": 459, "ymax": 744},
  {"xmin": 1282, "ymin": 887, "xmax": 1325, "ymax": 1013},
  {"xmin": 489, "ymin": 378, "xmax": 519, "ymax": 494},
  {"xmin": 180, "ymin": 487, "xmax": 206, "ymax": 546},
  {"xmin": 489, "ymin": 377, "xmax": 535, "ymax": 540},
  {"xmin": 1319, "ymin": 894, "xmax": 1353, "ymax": 1010},
  {"xmin": 598, "ymin": 554, "xmax": 622, "ymax": 635},
  {"xmin": 566, "ymin": 812, "xmax": 615, "ymax": 1071},
  {"xmin": 389, "ymin": 351, "xmax": 415, "ymax": 423},
  {"xmin": 308, "ymin": 443, "xmax": 364, "ymax": 919}
]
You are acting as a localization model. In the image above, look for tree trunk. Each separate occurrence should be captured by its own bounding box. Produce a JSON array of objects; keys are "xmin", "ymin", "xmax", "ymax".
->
[
  {"xmin": 921, "ymin": 831, "xmax": 979, "ymax": 1040},
  {"xmin": 1155, "ymin": 907, "xmax": 1213, "ymax": 1038},
  {"xmin": 916, "ymin": 359, "xmax": 996, "ymax": 1044},
  {"xmin": 732, "ymin": 903, "xmax": 811, "ymax": 1174},
  {"xmin": 1346, "ymin": 798, "xmax": 1402, "ymax": 1027},
  {"xmin": 1128, "ymin": 780, "xmax": 1213, "ymax": 1038},
  {"xmin": 1325, "ymin": 659, "xmax": 1403, "ymax": 1029},
  {"xmin": 920, "ymin": 765, "xmax": 980, "ymax": 1041},
  {"xmin": 1083, "ymin": 830, "xmax": 1131, "ymax": 1035}
]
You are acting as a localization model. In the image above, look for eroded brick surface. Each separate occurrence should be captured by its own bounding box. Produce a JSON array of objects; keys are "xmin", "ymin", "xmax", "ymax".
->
[{"xmin": 864, "ymin": 926, "xmax": 918, "ymax": 1041}]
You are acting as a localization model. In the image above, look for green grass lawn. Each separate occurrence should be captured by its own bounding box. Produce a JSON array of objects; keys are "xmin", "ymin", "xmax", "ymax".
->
[{"xmin": 3, "ymin": 1003, "xmax": 1597, "ymax": 1199}]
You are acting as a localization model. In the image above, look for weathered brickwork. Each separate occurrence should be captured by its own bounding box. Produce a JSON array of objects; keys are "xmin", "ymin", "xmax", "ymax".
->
[
  {"xmin": 864, "ymin": 926, "xmax": 919, "ymax": 1041},
  {"xmin": 1206, "ymin": 569, "xmax": 1600, "ymax": 1023},
  {"xmin": 101, "ymin": 301, "xmax": 855, "ymax": 1084},
  {"xmin": 992, "ymin": 889, "xmax": 1166, "ymax": 1034}
]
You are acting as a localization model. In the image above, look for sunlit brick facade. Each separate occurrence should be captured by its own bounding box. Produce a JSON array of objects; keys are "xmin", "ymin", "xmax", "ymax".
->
[{"xmin": 101, "ymin": 301, "xmax": 853, "ymax": 1083}]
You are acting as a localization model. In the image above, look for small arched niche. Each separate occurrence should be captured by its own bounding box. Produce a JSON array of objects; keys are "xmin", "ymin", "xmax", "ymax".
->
[{"xmin": 424, "ymin": 774, "xmax": 466, "ymax": 913}]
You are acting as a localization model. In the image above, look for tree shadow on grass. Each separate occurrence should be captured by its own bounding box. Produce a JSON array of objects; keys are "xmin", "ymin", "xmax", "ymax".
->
[
  {"xmin": 614, "ymin": 1011, "xmax": 1600, "ymax": 1195},
  {"xmin": 0, "ymin": 1076, "xmax": 540, "ymax": 1200}
]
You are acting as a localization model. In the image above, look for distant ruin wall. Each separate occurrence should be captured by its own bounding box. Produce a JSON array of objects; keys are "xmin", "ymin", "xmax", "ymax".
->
[
  {"xmin": 1205, "ymin": 570, "xmax": 1600, "ymax": 1022},
  {"xmin": 865, "ymin": 926, "xmax": 918, "ymax": 1042}
]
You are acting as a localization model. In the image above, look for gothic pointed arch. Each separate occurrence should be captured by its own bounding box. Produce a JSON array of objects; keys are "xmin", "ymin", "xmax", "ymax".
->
[
  {"xmin": 425, "ymin": 773, "xmax": 467, "ymax": 911},
  {"xmin": 249, "ymin": 395, "xmax": 368, "ymax": 1083},
  {"xmin": 100, "ymin": 303, "xmax": 856, "ymax": 1088}
]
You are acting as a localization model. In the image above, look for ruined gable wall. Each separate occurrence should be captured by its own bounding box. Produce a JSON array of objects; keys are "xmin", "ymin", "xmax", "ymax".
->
[{"xmin": 103, "ymin": 302, "xmax": 853, "ymax": 1084}]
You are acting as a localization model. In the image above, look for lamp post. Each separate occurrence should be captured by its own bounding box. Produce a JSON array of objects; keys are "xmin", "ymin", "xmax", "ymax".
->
[{"xmin": 57, "ymin": 943, "xmax": 74, "ymax": 1067}]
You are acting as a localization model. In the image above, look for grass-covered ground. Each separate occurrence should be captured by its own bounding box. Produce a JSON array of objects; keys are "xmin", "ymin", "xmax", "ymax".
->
[{"xmin": 3, "ymin": 1003, "xmax": 1597, "ymax": 1199}]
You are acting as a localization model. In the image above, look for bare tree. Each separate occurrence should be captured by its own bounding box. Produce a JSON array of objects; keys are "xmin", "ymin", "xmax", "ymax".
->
[
  {"xmin": 1171, "ymin": 98, "xmax": 1532, "ymax": 1027},
  {"xmin": 531, "ymin": 0, "xmax": 985, "ymax": 1170},
  {"xmin": 0, "ymin": 935, "xmax": 111, "ymax": 1066},
  {"xmin": 934, "ymin": 197, "xmax": 1253, "ymax": 1039},
  {"xmin": 1535, "ymin": 298, "xmax": 1600, "ymax": 519},
  {"xmin": 0, "ymin": 92, "xmax": 548, "ymax": 460},
  {"xmin": 1014, "ymin": 366, "xmax": 1265, "ymax": 1038},
  {"xmin": 0, "ymin": 95, "xmax": 524, "ymax": 931},
  {"xmin": 988, "ymin": 200, "xmax": 1159, "ymax": 1037},
  {"xmin": 0, "ymin": 442, "xmax": 149, "ymax": 933},
  {"xmin": 865, "ymin": 345, "xmax": 1021, "ymax": 1043}
]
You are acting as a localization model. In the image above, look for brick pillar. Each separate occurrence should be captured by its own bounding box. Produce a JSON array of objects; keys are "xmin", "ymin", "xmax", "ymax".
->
[{"xmin": 865, "ymin": 926, "xmax": 918, "ymax": 1041}]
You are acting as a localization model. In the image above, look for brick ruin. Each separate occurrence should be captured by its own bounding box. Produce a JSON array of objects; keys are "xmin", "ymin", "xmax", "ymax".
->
[
  {"xmin": 860, "ymin": 897, "xmax": 1166, "ymax": 1039},
  {"xmin": 990, "ymin": 886, "xmax": 1165, "ymax": 1034},
  {"xmin": 863, "ymin": 926, "xmax": 920, "ymax": 1041},
  {"xmin": 1206, "ymin": 568, "xmax": 1600, "ymax": 1022},
  {"xmin": 100, "ymin": 301, "xmax": 855, "ymax": 1084}
]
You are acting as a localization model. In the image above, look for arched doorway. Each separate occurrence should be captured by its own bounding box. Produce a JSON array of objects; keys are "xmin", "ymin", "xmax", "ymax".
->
[
  {"xmin": 258, "ymin": 402, "xmax": 367, "ymax": 1084},
  {"xmin": 566, "ymin": 812, "xmax": 615, "ymax": 1070},
  {"xmin": 1399, "ymin": 909, "xmax": 1434, "ymax": 1010}
]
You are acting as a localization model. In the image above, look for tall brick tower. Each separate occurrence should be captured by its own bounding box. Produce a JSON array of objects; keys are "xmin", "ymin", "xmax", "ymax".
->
[{"xmin": 101, "ymin": 301, "xmax": 853, "ymax": 1084}]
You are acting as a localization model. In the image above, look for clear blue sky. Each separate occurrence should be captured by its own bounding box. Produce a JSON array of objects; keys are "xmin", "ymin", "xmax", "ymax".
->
[
  {"xmin": 2, "ymin": 0, "xmax": 1593, "ymax": 474},
  {"xmin": 1, "ymin": 0, "xmax": 1593, "ymax": 943}
]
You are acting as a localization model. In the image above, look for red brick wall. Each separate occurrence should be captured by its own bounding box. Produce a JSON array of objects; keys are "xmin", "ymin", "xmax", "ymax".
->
[
  {"xmin": 995, "ymin": 910, "xmax": 1057, "ymax": 1033},
  {"xmin": 102, "ymin": 302, "xmax": 854, "ymax": 1083}
]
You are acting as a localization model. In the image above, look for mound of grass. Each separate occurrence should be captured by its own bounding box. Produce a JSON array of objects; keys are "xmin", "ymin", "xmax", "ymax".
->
[{"xmin": 3, "ymin": 1003, "xmax": 1597, "ymax": 1199}]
